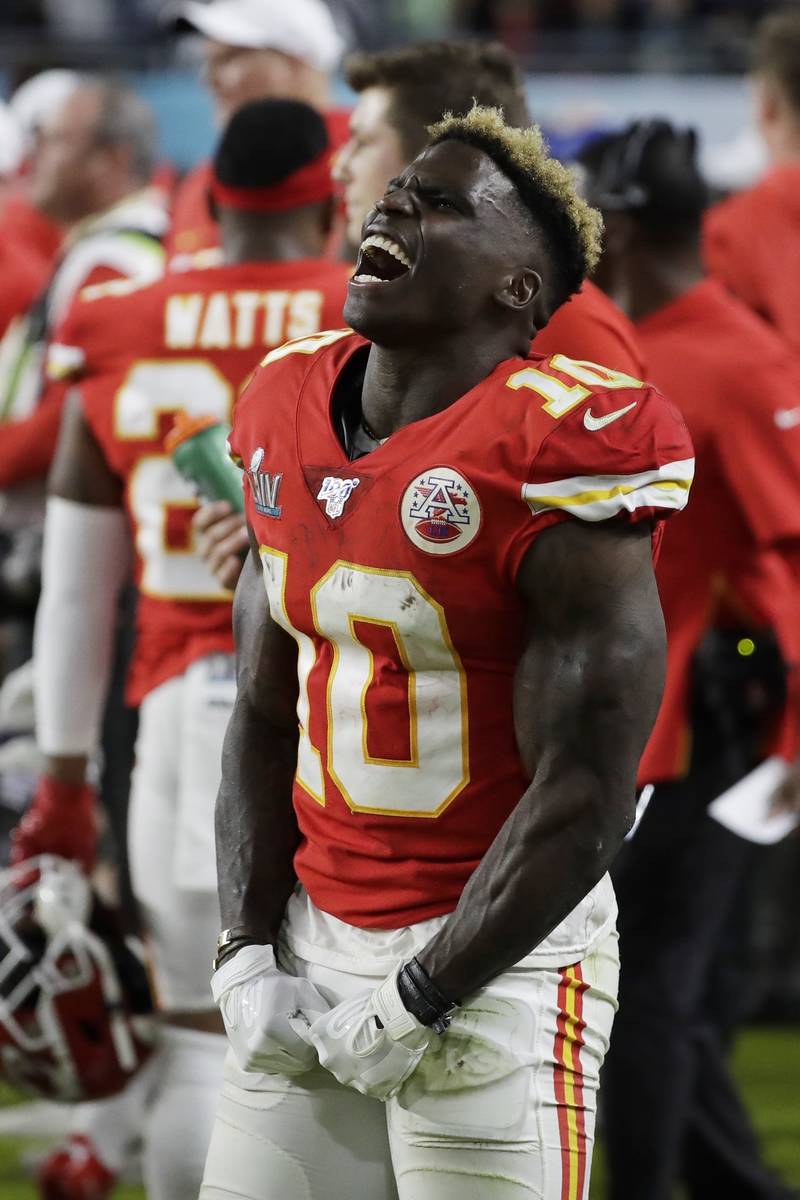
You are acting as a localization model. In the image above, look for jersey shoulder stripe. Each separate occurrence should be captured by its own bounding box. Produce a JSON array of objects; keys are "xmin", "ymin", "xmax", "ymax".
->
[{"xmin": 521, "ymin": 457, "xmax": 695, "ymax": 522}]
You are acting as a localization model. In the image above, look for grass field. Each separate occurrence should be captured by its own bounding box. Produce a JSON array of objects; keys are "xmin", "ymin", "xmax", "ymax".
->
[{"xmin": 1, "ymin": 1026, "xmax": 798, "ymax": 1199}]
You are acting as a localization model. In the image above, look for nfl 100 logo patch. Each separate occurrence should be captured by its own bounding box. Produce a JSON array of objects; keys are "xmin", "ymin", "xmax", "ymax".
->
[
  {"xmin": 246, "ymin": 448, "xmax": 283, "ymax": 518},
  {"xmin": 317, "ymin": 475, "xmax": 360, "ymax": 519},
  {"xmin": 400, "ymin": 467, "xmax": 481, "ymax": 555}
]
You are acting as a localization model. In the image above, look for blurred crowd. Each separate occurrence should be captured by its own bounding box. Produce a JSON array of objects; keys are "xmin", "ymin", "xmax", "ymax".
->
[
  {"xmin": 0, "ymin": 1, "xmax": 799, "ymax": 1199},
  {"xmin": 0, "ymin": 0, "xmax": 792, "ymax": 66}
]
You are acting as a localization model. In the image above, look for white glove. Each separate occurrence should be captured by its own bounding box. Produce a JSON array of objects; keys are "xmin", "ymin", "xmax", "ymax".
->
[
  {"xmin": 298, "ymin": 968, "xmax": 434, "ymax": 1100},
  {"xmin": 211, "ymin": 943, "xmax": 330, "ymax": 1076}
]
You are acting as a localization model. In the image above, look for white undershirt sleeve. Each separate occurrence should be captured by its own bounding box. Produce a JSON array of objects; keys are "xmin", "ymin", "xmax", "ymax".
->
[{"xmin": 35, "ymin": 496, "xmax": 132, "ymax": 756}]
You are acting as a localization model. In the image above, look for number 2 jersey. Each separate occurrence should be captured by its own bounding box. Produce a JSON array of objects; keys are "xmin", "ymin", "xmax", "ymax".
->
[
  {"xmin": 48, "ymin": 259, "xmax": 351, "ymax": 704},
  {"xmin": 230, "ymin": 330, "xmax": 695, "ymax": 943}
]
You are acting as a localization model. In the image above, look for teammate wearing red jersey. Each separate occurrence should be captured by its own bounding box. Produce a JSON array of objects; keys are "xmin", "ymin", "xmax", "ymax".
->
[
  {"xmin": 704, "ymin": 11, "xmax": 800, "ymax": 353},
  {"xmin": 582, "ymin": 120, "xmax": 800, "ymax": 1200},
  {"xmin": 200, "ymin": 106, "xmax": 693, "ymax": 1200},
  {"xmin": 168, "ymin": 0, "xmax": 347, "ymax": 262},
  {"xmin": 12, "ymin": 100, "xmax": 350, "ymax": 1200}
]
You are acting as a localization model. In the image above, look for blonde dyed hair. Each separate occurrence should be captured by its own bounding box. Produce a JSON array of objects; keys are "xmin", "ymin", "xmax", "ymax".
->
[{"xmin": 428, "ymin": 105, "xmax": 603, "ymax": 309}]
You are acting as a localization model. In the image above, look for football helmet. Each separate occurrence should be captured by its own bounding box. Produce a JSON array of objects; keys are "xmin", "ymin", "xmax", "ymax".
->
[{"xmin": 0, "ymin": 854, "xmax": 154, "ymax": 1101}]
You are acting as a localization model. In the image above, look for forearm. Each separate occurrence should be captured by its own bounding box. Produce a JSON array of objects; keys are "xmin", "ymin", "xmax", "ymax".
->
[
  {"xmin": 416, "ymin": 767, "xmax": 633, "ymax": 1002},
  {"xmin": 417, "ymin": 522, "xmax": 665, "ymax": 1003},
  {"xmin": 34, "ymin": 498, "xmax": 129, "ymax": 756},
  {"xmin": 215, "ymin": 693, "xmax": 301, "ymax": 944}
]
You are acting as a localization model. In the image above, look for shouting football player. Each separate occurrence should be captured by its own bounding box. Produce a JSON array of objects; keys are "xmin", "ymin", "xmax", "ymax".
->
[
  {"xmin": 200, "ymin": 107, "xmax": 694, "ymax": 1199},
  {"xmin": 195, "ymin": 39, "xmax": 648, "ymax": 593},
  {"xmin": 12, "ymin": 100, "xmax": 350, "ymax": 1199}
]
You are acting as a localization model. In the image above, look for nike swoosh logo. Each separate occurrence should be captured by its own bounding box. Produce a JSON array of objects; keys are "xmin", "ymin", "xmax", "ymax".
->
[
  {"xmin": 582, "ymin": 403, "xmax": 638, "ymax": 432},
  {"xmin": 775, "ymin": 407, "xmax": 800, "ymax": 430},
  {"xmin": 583, "ymin": 402, "xmax": 638, "ymax": 431}
]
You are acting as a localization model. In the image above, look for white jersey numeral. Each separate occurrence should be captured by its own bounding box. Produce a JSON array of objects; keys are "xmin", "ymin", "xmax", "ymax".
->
[
  {"xmin": 507, "ymin": 355, "xmax": 644, "ymax": 418},
  {"xmin": 260, "ymin": 553, "xmax": 469, "ymax": 818},
  {"xmin": 114, "ymin": 359, "xmax": 234, "ymax": 599}
]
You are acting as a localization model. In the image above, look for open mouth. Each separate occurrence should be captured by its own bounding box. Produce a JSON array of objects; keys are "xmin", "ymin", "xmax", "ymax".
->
[{"xmin": 353, "ymin": 234, "xmax": 412, "ymax": 284}]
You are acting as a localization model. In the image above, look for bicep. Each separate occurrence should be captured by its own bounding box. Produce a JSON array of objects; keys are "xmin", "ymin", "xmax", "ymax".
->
[
  {"xmin": 514, "ymin": 520, "xmax": 666, "ymax": 787},
  {"xmin": 232, "ymin": 540, "xmax": 299, "ymax": 733},
  {"xmin": 48, "ymin": 388, "xmax": 122, "ymax": 507}
]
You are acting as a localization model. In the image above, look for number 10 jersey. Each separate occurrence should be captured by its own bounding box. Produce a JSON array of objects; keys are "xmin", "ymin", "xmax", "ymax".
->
[{"xmin": 231, "ymin": 330, "xmax": 694, "ymax": 937}]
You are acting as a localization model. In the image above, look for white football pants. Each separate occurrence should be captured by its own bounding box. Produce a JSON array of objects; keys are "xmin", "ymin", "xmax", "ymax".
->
[
  {"xmin": 200, "ymin": 892, "xmax": 619, "ymax": 1200},
  {"xmin": 128, "ymin": 653, "xmax": 235, "ymax": 1011}
]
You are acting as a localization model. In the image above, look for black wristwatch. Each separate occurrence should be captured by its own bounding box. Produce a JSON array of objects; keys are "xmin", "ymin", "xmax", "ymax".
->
[
  {"xmin": 212, "ymin": 927, "xmax": 260, "ymax": 972},
  {"xmin": 397, "ymin": 957, "xmax": 459, "ymax": 1034}
]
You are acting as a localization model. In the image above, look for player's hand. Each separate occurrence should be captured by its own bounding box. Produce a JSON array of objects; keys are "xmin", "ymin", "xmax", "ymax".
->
[
  {"xmin": 298, "ymin": 968, "xmax": 433, "ymax": 1100},
  {"xmin": 192, "ymin": 501, "xmax": 248, "ymax": 591},
  {"xmin": 212, "ymin": 943, "xmax": 330, "ymax": 1076},
  {"xmin": 10, "ymin": 777, "xmax": 98, "ymax": 875}
]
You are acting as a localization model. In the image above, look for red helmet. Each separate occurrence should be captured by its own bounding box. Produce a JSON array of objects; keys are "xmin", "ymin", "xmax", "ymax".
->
[{"xmin": 0, "ymin": 855, "xmax": 154, "ymax": 1101}]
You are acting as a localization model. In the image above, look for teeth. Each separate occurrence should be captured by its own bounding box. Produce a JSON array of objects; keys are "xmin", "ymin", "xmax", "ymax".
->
[
  {"xmin": 352, "ymin": 274, "xmax": 388, "ymax": 284},
  {"xmin": 359, "ymin": 234, "xmax": 411, "ymax": 269}
]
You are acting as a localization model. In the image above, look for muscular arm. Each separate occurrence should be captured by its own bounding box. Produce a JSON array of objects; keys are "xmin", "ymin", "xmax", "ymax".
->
[
  {"xmin": 215, "ymin": 538, "xmax": 302, "ymax": 943},
  {"xmin": 417, "ymin": 519, "xmax": 666, "ymax": 1002}
]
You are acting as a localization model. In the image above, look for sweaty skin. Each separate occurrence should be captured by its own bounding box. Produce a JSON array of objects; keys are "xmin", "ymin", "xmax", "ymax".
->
[{"xmin": 216, "ymin": 139, "xmax": 668, "ymax": 1004}]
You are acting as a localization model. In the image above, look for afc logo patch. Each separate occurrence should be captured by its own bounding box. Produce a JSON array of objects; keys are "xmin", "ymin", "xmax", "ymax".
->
[
  {"xmin": 246, "ymin": 448, "xmax": 283, "ymax": 518},
  {"xmin": 400, "ymin": 467, "xmax": 481, "ymax": 555}
]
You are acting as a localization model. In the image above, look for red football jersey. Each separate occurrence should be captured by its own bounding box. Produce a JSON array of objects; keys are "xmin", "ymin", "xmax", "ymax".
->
[
  {"xmin": 533, "ymin": 280, "xmax": 647, "ymax": 378},
  {"xmin": 0, "ymin": 191, "xmax": 63, "ymax": 273},
  {"xmin": 50, "ymin": 259, "xmax": 351, "ymax": 704},
  {"xmin": 704, "ymin": 164, "xmax": 800, "ymax": 353},
  {"xmin": 636, "ymin": 278, "xmax": 800, "ymax": 784},
  {"xmin": 166, "ymin": 109, "xmax": 351, "ymax": 260},
  {"xmin": 230, "ymin": 330, "xmax": 694, "ymax": 927},
  {"xmin": 0, "ymin": 240, "xmax": 46, "ymax": 340}
]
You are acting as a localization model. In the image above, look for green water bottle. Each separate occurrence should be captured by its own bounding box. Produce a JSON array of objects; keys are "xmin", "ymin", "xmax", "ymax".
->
[{"xmin": 165, "ymin": 413, "xmax": 245, "ymax": 512}]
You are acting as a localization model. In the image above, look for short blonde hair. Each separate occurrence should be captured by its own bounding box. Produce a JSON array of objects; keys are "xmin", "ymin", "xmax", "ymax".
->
[{"xmin": 428, "ymin": 105, "xmax": 603, "ymax": 313}]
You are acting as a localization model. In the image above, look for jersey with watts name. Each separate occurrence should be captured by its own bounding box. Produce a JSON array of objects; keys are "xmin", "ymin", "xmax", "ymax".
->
[
  {"xmin": 230, "ymin": 329, "xmax": 695, "ymax": 934},
  {"xmin": 49, "ymin": 260, "xmax": 351, "ymax": 705}
]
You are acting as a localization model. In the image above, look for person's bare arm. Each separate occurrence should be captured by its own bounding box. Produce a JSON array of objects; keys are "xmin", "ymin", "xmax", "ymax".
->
[
  {"xmin": 416, "ymin": 519, "xmax": 666, "ymax": 1002},
  {"xmin": 49, "ymin": 389, "xmax": 123, "ymax": 508},
  {"xmin": 215, "ymin": 536, "xmax": 302, "ymax": 943}
]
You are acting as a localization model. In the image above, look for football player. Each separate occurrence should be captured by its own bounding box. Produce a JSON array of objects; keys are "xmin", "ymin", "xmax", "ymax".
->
[
  {"xmin": 704, "ymin": 10, "xmax": 800, "ymax": 354},
  {"xmin": 194, "ymin": 38, "xmax": 649, "ymax": 593},
  {"xmin": 582, "ymin": 119, "xmax": 800, "ymax": 1200},
  {"xmin": 200, "ymin": 106, "xmax": 694, "ymax": 1199},
  {"xmin": 336, "ymin": 41, "xmax": 647, "ymax": 374},
  {"xmin": 11, "ymin": 99, "xmax": 351, "ymax": 1200}
]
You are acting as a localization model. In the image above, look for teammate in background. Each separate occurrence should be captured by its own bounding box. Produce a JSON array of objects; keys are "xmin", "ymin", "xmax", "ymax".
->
[
  {"xmin": 0, "ymin": 101, "xmax": 46, "ymax": 341},
  {"xmin": 0, "ymin": 78, "xmax": 167, "ymax": 496},
  {"xmin": 582, "ymin": 121, "xmax": 800, "ymax": 1200},
  {"xmin": 194, "ymin": 39, "xmax": 649, "ymax": 590},
  {"xmin": 200, "ymin": 106, "xmax": 693, "ymax": 1200},
  {"xmin": 168, "ymin": 0, "xmax": 347, "ymax": 260},
  {"xmin": 704, "ymin": 10, "xmax": 800, "ymax": 353},
  {"xmin": 1, "ymin": 71, "xmax": 79, "ymax": 273},
  {"xmin": 11, "ymin": 100, "xmax": 351, "ymax": 1200}
]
